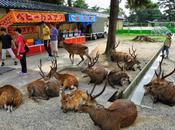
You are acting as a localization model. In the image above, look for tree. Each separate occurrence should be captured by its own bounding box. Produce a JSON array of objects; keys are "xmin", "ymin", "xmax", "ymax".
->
[
  {"xmin": 105, "ymin": 0, "xmax": 153, "ymax": 57},
  {"xmin": 158, "ymin": 0, "xmax": 175, "ymax": 21},
  {"xmin": 91, "ymin": 5, "xmax": 101, "ymax": 12},
  {"xmin": 67, "ymin": 0, "xmax": 72, "ymax": 7},
  {"xmin": 73, "ymin": 0, "xmax": 88, "ymax": 9}
]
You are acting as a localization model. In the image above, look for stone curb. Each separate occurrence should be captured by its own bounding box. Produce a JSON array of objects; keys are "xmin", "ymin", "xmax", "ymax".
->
[{"xmin": 122, "ymin": 45, "xmax": 163, "ymax": 99}]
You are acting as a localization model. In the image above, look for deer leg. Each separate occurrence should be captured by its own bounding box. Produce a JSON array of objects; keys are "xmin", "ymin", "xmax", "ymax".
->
[
  {"xmin": 77, "ymin": 55, "xmax": 84, "ymax": 65},
  {"xmin": 72, "ymin": 54, "xmax": 74, "ymax": 64},
  {"xmin": 69, "ymin": 54, "xmax": 73, "ymax": 64}
]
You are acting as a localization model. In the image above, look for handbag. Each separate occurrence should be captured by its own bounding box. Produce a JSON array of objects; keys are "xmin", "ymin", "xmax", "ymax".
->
[{"xmin": 22, "ymin": 37, "xmax": 30, "ymax": 53}]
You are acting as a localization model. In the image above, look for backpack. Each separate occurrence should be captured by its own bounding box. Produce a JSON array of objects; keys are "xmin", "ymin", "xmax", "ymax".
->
[{"xmin": 22, "ymin": 37, "xmax": 30, "ymax": 53}]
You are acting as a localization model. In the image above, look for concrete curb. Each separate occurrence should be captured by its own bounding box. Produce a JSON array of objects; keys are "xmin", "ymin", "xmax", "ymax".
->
[
  {"xmin": 122, "ymin": 45, "xmax": 163, "ymax": 99},
  {"xmin": 108, "ymin": 45, "xmax": 163, "ymax": 101}
]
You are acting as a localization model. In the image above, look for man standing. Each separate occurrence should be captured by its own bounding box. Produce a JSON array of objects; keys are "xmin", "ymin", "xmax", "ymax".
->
[
  {"xmin": 0, "ymin": 27, "xmax": 18, "ymax": 66},
  {"xmin": 42, "ymin": 22, "xmax": 52, "ymax": 59},
  {"xmin": 50, "ymin": 23, "xmax": 59, "ymax": 57}
]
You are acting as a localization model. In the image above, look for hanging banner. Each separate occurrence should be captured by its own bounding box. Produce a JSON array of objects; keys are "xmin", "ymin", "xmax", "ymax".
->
[
  {"xmin": 68, "ymin": 14, "xmax": 96, "ymax": 22},
  {"xmin": 0, "ymin": 10, "xmax": 66, "ymax": 27}
]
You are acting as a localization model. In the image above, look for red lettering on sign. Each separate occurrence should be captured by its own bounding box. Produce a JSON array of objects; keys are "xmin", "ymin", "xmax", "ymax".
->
[
  {"xmin": 76, "ymin": 16, "xmax": 80, "ymax": 21},
  {"xmin": 41, "ymin": 14, "xmax": 46, "ymax": 21},
  {"xmin": 16, "ymin": 13, "xmax": 25, "ymax": 21},
  {"xmin": 47, "ymin": 15, "xmax": 52, "ymax": 21},
  {"xmin": 26, "ymin": 14, "xmax": 33, "ymax": 21}
]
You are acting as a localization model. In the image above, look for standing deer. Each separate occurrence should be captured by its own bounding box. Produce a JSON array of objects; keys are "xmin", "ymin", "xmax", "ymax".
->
[
  {"xmin": 111, "ymin": 42, "xmax": 141, "ymax": 71},
  {"xmin": 144, "ymin": 55, "xmax": 175, "ymax": 106},
  {"xmin": 81, "ymin": 52, "xmax": 108, "ymax": 85},
  {"xmin": 78, "ymin": 81, "xmax": 137, "ymax": 130},
  {"xmin": 108, "ymin": 61, "xmax": 131, "ymax": 88},
  {"xmin": 63, "ymin": 42, "xmax": 91, "ymax": 65},
  {"xmin": 0, "ymin": 85, "xmax": 23, "ymax": 112},
  {"xmin": 27, "ymin": 59, "xmax": 60, "ymax": 101}
]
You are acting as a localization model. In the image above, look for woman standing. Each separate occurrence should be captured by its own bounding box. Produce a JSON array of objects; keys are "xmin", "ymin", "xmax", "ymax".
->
[{"xmin": 15, "ymin": 28, "xmax": 27, "ymax": 76}]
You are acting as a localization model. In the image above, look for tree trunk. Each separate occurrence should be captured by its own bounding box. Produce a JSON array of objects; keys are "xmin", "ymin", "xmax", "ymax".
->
[
  {"xmin": 67, "ymin": 0, "xmax": 72, "ymax": 7},
  {"xmin": 105, "ymin": 0, "xmax": 119, "ymax": 58}
]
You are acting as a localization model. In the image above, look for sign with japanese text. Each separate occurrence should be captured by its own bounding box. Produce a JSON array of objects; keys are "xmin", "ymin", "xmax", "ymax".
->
[
  {"xmin": 68, "ymin": 14, "xmax": 96, "ymax": 22},
  {"xmin": 0, "ymin": 10, "xmax": 66, "ymax": 27}
]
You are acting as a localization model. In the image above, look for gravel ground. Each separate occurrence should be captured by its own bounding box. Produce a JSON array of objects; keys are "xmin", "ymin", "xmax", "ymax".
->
[{"xmin": 1, "ymin": 37, "xmax": 172, "ymax": 130}]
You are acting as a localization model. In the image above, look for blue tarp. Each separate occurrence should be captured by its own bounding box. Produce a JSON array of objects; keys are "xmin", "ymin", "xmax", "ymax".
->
[{"xmin": 68, "ymin": 14, "xmax": 96, "ymax": 22}]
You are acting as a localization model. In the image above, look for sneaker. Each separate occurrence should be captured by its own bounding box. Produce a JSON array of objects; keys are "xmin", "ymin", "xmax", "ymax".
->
[
  {"xmin": 14, "ymin": 61, "xmax": 18, "ymax": 65},
  {"xmin": 18, "ymin": 72, "xmax": 28, "ymax": 76},
  {"xmin": 1, "ymin": 62, "xmax": 5, "ymax": 67}
]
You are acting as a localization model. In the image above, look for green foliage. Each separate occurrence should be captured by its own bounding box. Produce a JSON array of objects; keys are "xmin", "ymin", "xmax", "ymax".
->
[
  {"xmin": 73, "ymin": 0, "xmax": 88, "ymax": 9},
  {"xmin": 90, "ymin": 5, "xmax": 101, "ymax": 12},
  {"xmin": 116, "ymin": 29, "xmax": 152, "ymax": 34},
  {"xmin": 158, "ymin": 0, "xmax": 175, "ymax": 21},
  {"xmin": 127, "ymin": 8, "xmax": 162, "ymax": 23}
]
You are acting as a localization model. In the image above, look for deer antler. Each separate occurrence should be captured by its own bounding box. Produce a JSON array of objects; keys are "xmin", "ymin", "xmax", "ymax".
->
[
  {"xmin": 38, "ymin": 59, "xmax": 46, "ymax": 78},
  {"xmin": 116, "ymin": 61, "xmax": 124, "ymax": 71},
  {"xmin": 88, "ymin": 51, "xmax": 99, "ymax": 68},
  {"xmin": 129, "ymin": 45, "xmax": 137, "ymax": 59},
  {"xmin": 162, "ymin": 66, "xmax": 175, "ymax": 79},
  {"xmin": 91, "ymin": 80, "xmax": 107, "ymax": 99},
  {"xmin": 47, "ymin": 57, "xmax": 57, "ymax": 78},
  {"xmin": 113, "ymin": 41, "xmax": 120, "ymax": 49},
  {"xmin": 155, "ymin": 54, "xmax": 164, "ymax": 78}
]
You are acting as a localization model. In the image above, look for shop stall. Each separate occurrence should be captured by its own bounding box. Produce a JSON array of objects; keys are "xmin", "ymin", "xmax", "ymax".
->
[
  {"xmin": 0, "ymin": 10, "xmax": 65, "ymax": 56},
  {"xmin": 59, "ymin": 14, "xmax": 96, "ymax": 44}
]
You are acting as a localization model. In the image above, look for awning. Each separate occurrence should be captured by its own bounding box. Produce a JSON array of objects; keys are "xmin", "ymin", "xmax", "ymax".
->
[
  {"xmin": 68, "ymin": 14, "xmax": 96, "ymax": 23},
  {"xmin": 0, "ymin": 10, "xmax": 66, "ymax": 27}
]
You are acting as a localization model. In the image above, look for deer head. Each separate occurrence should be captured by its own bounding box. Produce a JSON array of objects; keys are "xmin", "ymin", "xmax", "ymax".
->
[
  {"xmin": 144, "ymin": 54, "xmax": 175, "ymax": 92},
  {"xmin": 81, "ymin": 51, "xmax": 99, "ymax": 73},
  {"xmin": 112, "ymin": 41, "xmax": 120, "ymax": 51},
  {"xmin": 82, "ymin": 80, "xmax": 107, "ymax": 108},
  {"xmin": 38, "ymin": 57, "xmax": 57, "ymax": 82},
  {"xmin": 128, "ymin": 45, "xmax": 141, "ymax": 70}
]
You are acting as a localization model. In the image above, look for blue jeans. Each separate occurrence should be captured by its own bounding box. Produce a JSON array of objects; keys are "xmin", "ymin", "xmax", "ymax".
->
[{"xmin": 162, "ymin": 46, "xmax": 169, "ymax": 57}]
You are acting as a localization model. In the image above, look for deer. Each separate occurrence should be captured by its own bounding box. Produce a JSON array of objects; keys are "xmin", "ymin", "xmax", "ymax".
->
[
  {"xmin": 27, "ymin": 59, "xmax": 60, "ymax": 101},
  {"xmin": 107, "ymin": 61, "xmax": 131, "ymax": 88},
  {"xmin": 111, "ymin": 41, "xmax": 141, "ymax": 71},
  {"xmin": 0, "ymin": 85, "xmax": 23, "ymax": 112},
  {"xmin": 78, "ymin": 81, "xmax": 137, "ymax": 130},
  {"xmin": 144, "ymin": 55, "xmax": 175, "ymax": 106},
  {"xmin": 47, "ymin": 58, "xmax": 79, "ymax": 90},
  {"xmin": 63, "ymin": 42, "xmax": 91, "ymax": 65},
  {"xmin": 59, "ymin": 87, "xmax": 88, "ymax": 113},
  {"xmin": 81, "ymin": 52, "xmax": 108, "ymax": 85}
]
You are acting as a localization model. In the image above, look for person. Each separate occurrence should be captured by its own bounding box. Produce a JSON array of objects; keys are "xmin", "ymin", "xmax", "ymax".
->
[
  {"xmin": 15, "ymin": 28, "xmax": 27, "ymax": 76},
  {"xmin": 50, "ymin": 23, "xmax": 59, "ymax": 57},
  {"xmin": 41, "ymin": 22, "xmax": 52, "ymax": 59},
  {"xmin": 0, "ymin": 27, "xmax": 18, "ymax": 66},
  {"xmin": 162, "ymin": 32, "xmax": 172, "ymax": 59}
]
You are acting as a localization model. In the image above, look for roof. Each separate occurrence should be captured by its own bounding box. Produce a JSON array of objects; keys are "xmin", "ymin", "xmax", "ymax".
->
[{"xmin": 0, "ymin": 0, "xmax": 110, "ymax": 18}]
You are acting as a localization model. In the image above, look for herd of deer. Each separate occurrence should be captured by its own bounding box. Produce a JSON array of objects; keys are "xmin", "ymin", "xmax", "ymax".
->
[{"xmin": 0, "ymin": 41, "xmax": 175, "ymax": 130}]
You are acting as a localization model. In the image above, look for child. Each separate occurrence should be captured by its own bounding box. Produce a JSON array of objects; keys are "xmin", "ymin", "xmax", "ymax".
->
[{"xmin": 162, "ymin": 32, "xmax": 172, "ymax": 59}]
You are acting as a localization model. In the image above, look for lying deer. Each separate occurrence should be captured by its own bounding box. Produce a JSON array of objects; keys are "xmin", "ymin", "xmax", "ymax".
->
[
  {"xmin": 0, "ymin": 85, "xmax": 23, "ymax": 112},
  {"xmin": 81, "ymin": 52, "xmax": 108, "ymax": 85},
  {"xmin": 78, "ymin": 81, "xmax": 137, "ymax": 130},
  {"xmin": 111, "ymin": 42, "xmax": 141, "ymax": 71},
  {"xmin": 144, "ymin": 55, "xmax": 175, "ymax": 106},
  {"xmin": 47, "ymin": 58, "xmax": 79, "ymax": 90},
  {"xmin": 60, "ymin": 87, "xmax": 88, "ymax": 113},
  {"xmin": 63, "ymin": 42, "xmax": 91, "ymax": 65},
  {"xmin": 27, "ymin": 59, "xmax": 60, "ymax": 101},
  {"xmin": 108, "ymin": 61, "xmax": 131, "ymax": 88}
]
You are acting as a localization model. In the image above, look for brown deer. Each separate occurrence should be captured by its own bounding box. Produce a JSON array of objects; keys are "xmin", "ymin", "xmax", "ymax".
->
[
  {"xmin": 78, "ymin": 81, "xmax": 137, "ymax": 130},
  {"xmin": 63, "ymin": 42, "xmax": 91, "ymax": 65},
  {"xmin": 27, "ymin": 59, "xmax": 60, "ymax": 101},
  {"xmin": 47, "ymin": 58, "xmax": 79, "ymax": 90},
  {"xmin": 111, "ymin": 42, "xmax": 141, "ymax": 71},
  {"xmin": 144, "ymin": 55, "xmax": 175, "ymax": 106},
  {"xmin": 108, "ymin": 61, "xmax": 131, "ymax": 88},
  {"xmin": 60, "ymin": 87, "xmax": 88, "ymax": 113},
  {"xmin": 81, "ymin": 52, "xmax": 108, "ymax": 85},
  {"xmin": 0, "ymin": 85, "xmax": 23, "ymax": 112}
]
